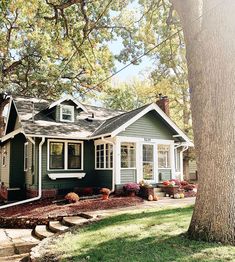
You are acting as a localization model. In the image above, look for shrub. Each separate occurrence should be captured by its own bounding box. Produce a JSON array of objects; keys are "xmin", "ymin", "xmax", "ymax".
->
[
  {"xmin": 123, "ymin": 183, "xmax": 140, "ymax": 193},
  {"xmin": 65, "ymin": 192, "xmax": 80, "ymax": 203},
  {"xmin": 180, "ymin": 180, "xmax": 189, "ymax": 186},
  {"xmin": 169, "ymin": 179, "xmax": 181, "ymax": 186},
  {"xmin": 100, "ymin": 188, "xmax": 111, "ymax": 195},
  {"xmin": 182, "ymin": 184, "xmax": 195, "ymax": 191}
]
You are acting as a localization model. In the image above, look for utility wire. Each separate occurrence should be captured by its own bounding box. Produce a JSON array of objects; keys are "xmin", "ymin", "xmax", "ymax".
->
[{"xmin": 37, "ymin": 0, "xmax": 224, "ymax": 118}]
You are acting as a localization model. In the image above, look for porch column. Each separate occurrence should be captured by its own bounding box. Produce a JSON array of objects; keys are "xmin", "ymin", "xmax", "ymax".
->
[
  {"xmin": 170, "ymin": 142, "xmax": 176, "ymax": 179},
  {"xmin": 114, "ymin": 138, "xmax": 121, "ymax": 185}
]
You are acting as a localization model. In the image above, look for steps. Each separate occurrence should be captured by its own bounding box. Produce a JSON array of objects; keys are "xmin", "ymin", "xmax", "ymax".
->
[
  {"xmin": 33, "ymin": 213, "xmax": 94, "ymax": 240},
  {"xmin": 154, "ymin": 188, "xmax": 166, "ymax": 198},
  {"xmin": 0, "ymin": 253, "xmax": 29, "ymax": 262}
]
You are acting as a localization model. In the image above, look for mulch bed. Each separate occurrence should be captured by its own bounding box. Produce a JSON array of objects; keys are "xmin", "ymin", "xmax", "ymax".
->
[{"xmin": 0, "ymin": 196, "xmax": 144, "ymax": 229}]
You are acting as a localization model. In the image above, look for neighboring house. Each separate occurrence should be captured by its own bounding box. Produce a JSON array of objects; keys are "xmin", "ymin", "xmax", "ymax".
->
[{"xmin": 0, "ymin": 94, "xmax": 193, "ymax": 201}]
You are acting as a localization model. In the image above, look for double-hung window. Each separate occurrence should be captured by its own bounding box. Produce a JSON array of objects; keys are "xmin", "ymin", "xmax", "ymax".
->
[
  {"xmin": 49, "ymin": 141, "xmax": 82, "ymax": 170},
  {"xmin": 158, "ymin": 144, "xmax": 171, "ymax": 168},
  {"xmin": 121, "ymin": 143, "xmax": 136, "ymax": 168},
  {"xmin": 95, "ymin": 143, "xmax": 113, "ymax": 169},
  {"xmin": 60, "ymin": 105, "xmax": 74, "ymax": 122},
  {"xmin": 24, "ymin": 142, "xmax": 28, "ymax": 171}
]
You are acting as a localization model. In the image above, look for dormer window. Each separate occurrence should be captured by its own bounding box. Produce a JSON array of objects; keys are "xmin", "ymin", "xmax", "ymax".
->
[{"xmin": 60, "ymin": 105, "xmax": 74, "ymax": 122}]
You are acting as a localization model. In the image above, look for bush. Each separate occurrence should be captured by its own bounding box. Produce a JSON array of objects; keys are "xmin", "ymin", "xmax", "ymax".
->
[
  {"xmin": 123, "ymin": 183, "xmax": 140, "ymax": 193},
  {"xmin": 169, "ymin": 179, "xmax": 181, "ymax": 186},
  {"xmin": 65, "ymin": 192, "xmax": 80, "ymax": 203},
  {"xmin": 180, "ymin": 180, "xmax": 189, "ymax": 186}
]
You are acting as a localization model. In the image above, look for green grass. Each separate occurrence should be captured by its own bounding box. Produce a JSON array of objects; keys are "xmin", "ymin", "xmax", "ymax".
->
[{"xmin": 45, "ymin": 206, "xmax": 235, "ymax": 262}]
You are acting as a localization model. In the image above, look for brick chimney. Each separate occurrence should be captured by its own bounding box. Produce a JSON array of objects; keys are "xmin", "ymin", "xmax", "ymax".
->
[
  {"xmin": 156, "ymin": 94, "xmax": 170, "ymax": 116},
  {"xmin": 0, "ymin": 93, "xmax": 10, "ymax": 137}
]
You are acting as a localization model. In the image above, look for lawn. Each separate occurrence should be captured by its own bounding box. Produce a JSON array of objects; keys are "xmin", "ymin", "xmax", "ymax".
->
[{"xmin": 41, "ymin": 206, "xmax": 235, "ymax": 262}]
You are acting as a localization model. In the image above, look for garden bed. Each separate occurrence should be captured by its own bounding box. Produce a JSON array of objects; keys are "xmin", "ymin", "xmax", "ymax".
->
[{"xmin": 0, "ymin": 196, "xmax": 143, "ymax": 229}]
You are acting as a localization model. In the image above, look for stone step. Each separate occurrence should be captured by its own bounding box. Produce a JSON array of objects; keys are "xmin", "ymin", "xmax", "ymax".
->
[
  {"xmin": 154, "ymin": 192, "xmax": 166, "ymax": 198},
  {"xmin": 0, "ymin": 253, "xmax": 29, "ymax": 262},
  {"xmin": 62, "ymin": 216, "xmax": 91, "ymax": 227},
  {"xmin": 0, "ymin": 245, "xmax": 15, "ymax": 257},
  {"xmin": 49, "ymin": 221, "xmax": 70, "ymax": 233},
  {"xmin": 33, "ymin": 225, "xmax": 54, "ymax": 240}
]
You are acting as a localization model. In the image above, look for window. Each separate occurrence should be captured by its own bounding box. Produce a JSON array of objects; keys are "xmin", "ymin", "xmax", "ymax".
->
[
  {"xmin": 49, "ymin": 142, "xmax": 64, "ymax": 169},
  {"xmin": 2, "ymin": 146, "xmax": 7, "ymax": 167},
  {"xmin": 96, "ymin": 143, "xmax": 113, "ymax": 169},
  {"xmin": 121, "ymin": 143, "xmax": 136, "ymax": 168},
  {"xmin": 68, "ymin": 143, "xmax": 81, "ymax": 169},
  {"xmin": 60, "ymin": 105, "xmax": 74, "ymax": 122},
  {"xmin": 48, "ymin": 140, "xmax": 83, "ymax": 170},
  {"xmin": 143, "ymin": 144, "xmax": 154, "ymax": 180},
  {"xmin": 158, "ymin": 144, "xmax": 171, "ymax": 168},
  {"xmin": 24, "ymin": 142, "xmax": 28, "ymax": 171}
]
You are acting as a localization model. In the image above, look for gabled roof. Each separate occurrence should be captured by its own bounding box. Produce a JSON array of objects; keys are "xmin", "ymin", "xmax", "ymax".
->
[
  {"xmin": 91, "ymin": 103, "xmax": 193, "ymax": 146},
  {"xmin": 48, "ymin": 94, "xmax": 88, "ymax": 113}
]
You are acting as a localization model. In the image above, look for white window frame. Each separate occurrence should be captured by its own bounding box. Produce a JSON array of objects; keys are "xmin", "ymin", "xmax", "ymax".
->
[
  {"xmin": 120, "ymin": 142, "xmax": 136, "ymax": 169},
  {"xmin": 47, "ymin": 139, "xmax": 83, "ymax": 171},
  {"xmin": 2, "ymin": 146, "xmax": 7, "ymax": 167},
  {"xmin": 95, "ymin": 143, "xmax": 113, "ymax": 170},
  {"xmin": 158, "ymin": 144, "xmax": 171, "ymax": 170},
  {"xmin": 24, "ymin": 142, "xmax": 28, "ymax": 171},
  {"xmin": 60, "ymin": 105, "xmax": 74, "ymax": 122}
]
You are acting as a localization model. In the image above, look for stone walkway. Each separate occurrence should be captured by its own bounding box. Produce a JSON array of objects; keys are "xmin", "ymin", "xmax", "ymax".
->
[{"xmin": 0, "ymin": 197, "xmax": 195, "ymax": 261}]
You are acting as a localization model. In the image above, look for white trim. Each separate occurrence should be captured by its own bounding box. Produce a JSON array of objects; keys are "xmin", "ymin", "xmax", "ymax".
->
[
  {"xmin": 48, "ymin": 173, "xmax": 86, "ymax": 180},
  {"xmin": 48, "ymin": 94, "xmax": 88, "ymax": 113},
  {"xmin": 60, "ymin": 104, "xmax": 75, "ymax": 122},
  {"xmin": 47, "ymin": 139, "xmax": 84, "ymax": 171},
  {"xmin": 95, "ymin": 103, "xmax": 193, "ymax": 147},
  {"xmin": 94, "ymin": 142, "xmax": 113, "ymax": 170},
  {"xmin": 24, "ymin": 142, "xmax": 28, "ymax": 171},
  {"xmin": 3, "ymin": 97, "xmax": 13, "ymax": 136},
  {"xmin": 1, "ymin": 128, "xmax": 24, "ymax": 142},
  {"xmin": 25, "ymin": 134, "xmax": 90, "ymax": 140}
]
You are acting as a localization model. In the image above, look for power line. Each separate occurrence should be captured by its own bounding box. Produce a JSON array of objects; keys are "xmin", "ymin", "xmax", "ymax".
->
[{"xmin": 39, "ymin": 0, "xmax": 224, "ymax": 118}]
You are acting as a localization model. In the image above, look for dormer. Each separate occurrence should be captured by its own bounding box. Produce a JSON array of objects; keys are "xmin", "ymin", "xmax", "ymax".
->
[{"xmin": 48, "ymin": 95, "xmax": 88, "ymax": 123}]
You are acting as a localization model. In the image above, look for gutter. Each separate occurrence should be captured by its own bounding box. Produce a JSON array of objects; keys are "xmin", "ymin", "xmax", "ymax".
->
[{"xmin": 0, "ymin": 137, "xmax": 45, "ymax": 209}]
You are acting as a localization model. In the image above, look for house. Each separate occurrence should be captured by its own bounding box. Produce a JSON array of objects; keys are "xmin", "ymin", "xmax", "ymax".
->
[{"xmin": 0, "ymin": 94, "xmax": 193, "ymax": 201}]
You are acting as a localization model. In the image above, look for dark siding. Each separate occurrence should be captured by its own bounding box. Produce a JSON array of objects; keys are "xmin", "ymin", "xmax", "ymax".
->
[
  {"xmin": 10, "ymin": 133, "xmax": 26, "ymax": 188},
  {"xmin": 94, "ymin": 170, "xmax": 112, "ymax": 190},
  {"xmin": 41, "ymin": 139, "xmax": 96, "ymax": 190}
]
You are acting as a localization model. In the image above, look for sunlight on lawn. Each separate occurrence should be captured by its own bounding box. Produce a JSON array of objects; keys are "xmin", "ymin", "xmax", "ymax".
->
[{"xmin": 47, "ymin": 206, "xmax": 235, "ymax": 262}]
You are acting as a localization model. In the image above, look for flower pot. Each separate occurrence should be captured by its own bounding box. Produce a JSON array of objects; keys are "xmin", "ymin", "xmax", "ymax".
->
[{"xmin": 102, "ymin": 194, "xmax": 109, "ymax": 200}]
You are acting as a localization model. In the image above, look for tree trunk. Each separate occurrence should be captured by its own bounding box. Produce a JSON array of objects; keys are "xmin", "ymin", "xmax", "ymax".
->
[{"xmin": 170, "ymin": 0, "xmax": 235, "ymax": 244}]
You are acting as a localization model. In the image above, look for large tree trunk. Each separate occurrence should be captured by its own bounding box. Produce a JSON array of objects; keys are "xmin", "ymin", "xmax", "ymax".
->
[{"xmin": 170, "ymin": 0, "xmax": 235, "ymax": 244}]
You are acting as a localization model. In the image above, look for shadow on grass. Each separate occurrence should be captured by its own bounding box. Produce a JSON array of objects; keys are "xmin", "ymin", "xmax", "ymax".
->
[
  {"xmin": 84, "ymin": 206, "xmax": 194, "ymax": 232},
  {"xmin": 65, "ymin": 234, "xmax": 223, "ymax": 262}
]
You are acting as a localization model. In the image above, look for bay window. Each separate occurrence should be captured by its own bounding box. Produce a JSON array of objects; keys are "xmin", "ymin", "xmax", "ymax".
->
[
  {"xmin": 121, "ymin": 143, "xmax": 136, "ymax": 168},
  {"xmin": 158, "ymin": 144, "xmax": 171, "ymax": 168},
  {"xmin": 48, "ymin": 140, "xmax": 82, "ymax": 170},
  {"xmin": 96, "ymin": 143, "xmax": 113, "ymax": 169}
]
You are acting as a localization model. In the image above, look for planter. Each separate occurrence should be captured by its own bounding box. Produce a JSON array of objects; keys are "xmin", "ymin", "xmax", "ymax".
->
[
  {"xmin": 102, "ymin": 194, "xmax": 109, "ymax": 200},
  {"xmin": 139, "ymin": 187, "xmax": 154, "ymax": 199},
  {"xmin": 162, "ymin": 186, "xmax": 179, "ymax": 196}
]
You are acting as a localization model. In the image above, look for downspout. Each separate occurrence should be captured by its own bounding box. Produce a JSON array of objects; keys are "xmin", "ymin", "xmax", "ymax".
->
[
  {"xmin": 0, "ymin": 137, "xmax": 45, "ymax": 209},
  {"xmin": 100, "ymin": 137, "xmax": 115, "ymax": 193}
]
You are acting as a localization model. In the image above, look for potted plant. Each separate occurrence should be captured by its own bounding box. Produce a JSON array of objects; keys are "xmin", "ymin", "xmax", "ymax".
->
[
  {"xmin": 162, "ymin": 180, "xmax": 179, "ymax": 197},
  {"xmin": 65, "ymin": 192, "xmax": 80, "ymax": 203},
  {"xmin": 123, "ymin": 183, "xmax": 140, "ymax": 197},
  {"xmin": 139, "ymin": 180, "xmax": 154, "ymax": 199},
  {"xmin": 100, "ymin": 188, "xmax": 111, "ymax": 200}
]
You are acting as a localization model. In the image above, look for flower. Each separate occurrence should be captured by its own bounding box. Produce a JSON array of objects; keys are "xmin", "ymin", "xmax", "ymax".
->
[{"xmin": 123, "ymin": 183, "xmax": 140, "ymax": 193}]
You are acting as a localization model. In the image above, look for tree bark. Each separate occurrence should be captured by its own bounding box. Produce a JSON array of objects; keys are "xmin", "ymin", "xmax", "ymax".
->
[{"xmin": 170, "ymin": 0, "xmax": 235, "ymax": 244}]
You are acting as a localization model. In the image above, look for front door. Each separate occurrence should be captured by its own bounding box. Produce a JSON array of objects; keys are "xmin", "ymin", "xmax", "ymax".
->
[{"xmin": 142, "ymin": 144, "xmax": 155, "ymax": 183}]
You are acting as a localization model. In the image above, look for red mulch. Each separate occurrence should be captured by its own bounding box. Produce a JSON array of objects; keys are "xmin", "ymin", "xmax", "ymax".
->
[{"xmin": 0, "ymin": 196, "xmax": 143, "ymax": 229}]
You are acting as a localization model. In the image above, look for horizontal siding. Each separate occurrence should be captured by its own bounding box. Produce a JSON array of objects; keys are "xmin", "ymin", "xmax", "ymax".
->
[
  {"xmin": 41, "ymin": 139, "xmax": 96, "ymax": 190},
  {"xmin": 158, "ymin": 169, "xmax": 171, "ymax": 181},
  {"xmin": 119, "ymin": 111, "xmax": 174, "ymax": 140},
  {"xmin": 94, "ymin": 170, "xmax": 112, "ymax": 189},
  {"xmin": 189, "ymin": 160, "xmax": 197, "ymax": 173},
  {"xmin": 0, "ymin": 142, "xmax": 10, "ymax": 187},
  {"xmin": 120, "ymin": 169, "xmax": 136, "ymax": 184}
]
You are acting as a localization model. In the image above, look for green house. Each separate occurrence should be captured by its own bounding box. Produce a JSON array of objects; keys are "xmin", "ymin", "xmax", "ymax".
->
[{"xmin": 0, "ymin": 95, "xmax": 193, "ymax": 201}]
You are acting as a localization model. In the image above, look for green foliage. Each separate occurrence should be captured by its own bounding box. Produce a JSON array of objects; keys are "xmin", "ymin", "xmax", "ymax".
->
[{"xmin": 38, "ymin": 206, "xmax": 235, "ymax": 261}]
